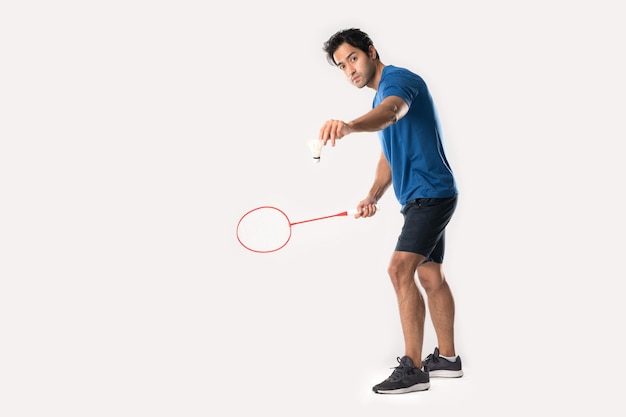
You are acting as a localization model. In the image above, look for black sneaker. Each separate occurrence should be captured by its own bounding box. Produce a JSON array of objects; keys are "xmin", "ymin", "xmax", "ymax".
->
[
  {"xmin": 372, "ymin": 356, "xmax": 430, "ymax": 394},
  {"xmin": 422, "ymin": 347, "xmax": 463, "ymax": 377}
]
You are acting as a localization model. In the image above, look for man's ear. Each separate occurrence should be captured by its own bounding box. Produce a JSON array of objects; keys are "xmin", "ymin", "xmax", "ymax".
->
[{"xmin": 369, "ymin": 45, "xmax": 377, "ymax": 60}]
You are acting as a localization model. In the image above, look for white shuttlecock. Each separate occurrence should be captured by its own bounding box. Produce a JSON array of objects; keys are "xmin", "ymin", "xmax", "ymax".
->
[{"xmin": 307, "ymin": 139, "xmax": 323, "ymax": 163}]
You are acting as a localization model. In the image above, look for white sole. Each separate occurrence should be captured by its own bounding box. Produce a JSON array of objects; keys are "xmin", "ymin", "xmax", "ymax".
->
[
  {"xmin": 375, "ymin": 382, "xmax": 431, "ymax": 394},
  {"xmin": 428, "ymin": 370, "xmax": 463, "ymax": 378}
]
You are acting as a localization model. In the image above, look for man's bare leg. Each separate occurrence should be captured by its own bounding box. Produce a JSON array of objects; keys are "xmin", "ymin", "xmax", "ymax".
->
[
  {"xmin": 387, "ymin": 251, "xmax": 427, "ymax": 367},
  {"xmin": 417, "ymin": 261, "xmax": 456, "ymax": 357}
]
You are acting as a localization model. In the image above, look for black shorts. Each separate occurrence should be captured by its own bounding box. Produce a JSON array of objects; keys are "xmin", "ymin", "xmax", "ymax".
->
[{"xmin": 395, "ymin": 196, "xmax": 458, "ymax": 263}]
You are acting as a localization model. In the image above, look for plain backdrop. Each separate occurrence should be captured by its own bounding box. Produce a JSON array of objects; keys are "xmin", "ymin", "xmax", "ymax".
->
[{"xmin": 1, "ymin": 1, "xmax": 625, "ymax": 416}]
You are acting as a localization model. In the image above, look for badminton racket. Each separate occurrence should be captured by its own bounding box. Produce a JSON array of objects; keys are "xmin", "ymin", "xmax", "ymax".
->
[{"xmin": 236, "ymin": 205, "xmax": 378, "ymax": 253}]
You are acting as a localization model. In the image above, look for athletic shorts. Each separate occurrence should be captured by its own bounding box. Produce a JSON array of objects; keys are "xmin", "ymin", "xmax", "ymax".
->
[{"xmin": 395, "ymin": 196, "xmax": 458, "ymax": 263}]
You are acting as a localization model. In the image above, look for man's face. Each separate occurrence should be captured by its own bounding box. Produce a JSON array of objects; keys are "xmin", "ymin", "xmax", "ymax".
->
[{"xmin": 333, "ymin": 42, "xmax": 376, "ymax": 89}]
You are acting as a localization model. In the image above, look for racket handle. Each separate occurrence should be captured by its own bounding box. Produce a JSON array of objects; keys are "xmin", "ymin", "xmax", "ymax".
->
[{"xmin": 347, "ymin": 204, "xmax": 379, "ymax": 216}]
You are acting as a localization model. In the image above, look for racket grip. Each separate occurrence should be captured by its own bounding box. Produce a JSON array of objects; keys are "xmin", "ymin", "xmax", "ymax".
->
[{"xmin": 347, "ymin": 204, "xmax": 379, "ymax": 216}]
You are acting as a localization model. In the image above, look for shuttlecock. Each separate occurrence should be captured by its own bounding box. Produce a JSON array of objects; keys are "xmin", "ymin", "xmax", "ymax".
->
[{"xmin": 307, "ymin": 139, "xmax": 323, "ymax": 163}]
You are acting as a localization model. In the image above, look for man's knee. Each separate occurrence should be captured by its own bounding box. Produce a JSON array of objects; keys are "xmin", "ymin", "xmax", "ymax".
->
[
  {"xmin": 387, "ymin": 253, "xmax": 424, "ymax": 288},
  {"xmin": 416, "ymin": 263, "xmax": 445, "ymax": 292}
]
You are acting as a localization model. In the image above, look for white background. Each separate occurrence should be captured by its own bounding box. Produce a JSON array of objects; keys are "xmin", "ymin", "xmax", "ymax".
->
[{"xmin": 1, "ymin": 1, "xmax": 625, "ymax": 415}]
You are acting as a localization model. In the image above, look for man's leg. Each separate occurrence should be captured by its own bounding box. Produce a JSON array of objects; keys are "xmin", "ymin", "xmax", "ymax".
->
[
  {"xmin": 387, "ymin": 250, "xmax": 427, "ymax": 367},
  {"xmin": 416, "ymin": 261, "xmax": 456, "ymax": 357}
]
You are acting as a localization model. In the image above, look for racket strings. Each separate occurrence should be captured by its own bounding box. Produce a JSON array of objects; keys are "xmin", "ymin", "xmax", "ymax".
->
[{"xmin": 236, "ymin": 206, "xmax": 292, "ymax": 253}]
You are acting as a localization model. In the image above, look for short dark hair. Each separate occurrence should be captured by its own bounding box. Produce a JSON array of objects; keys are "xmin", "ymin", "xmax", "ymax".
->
[{"xmin": 323, "ymin": 28, "xmax": 379, "ymax": 66}]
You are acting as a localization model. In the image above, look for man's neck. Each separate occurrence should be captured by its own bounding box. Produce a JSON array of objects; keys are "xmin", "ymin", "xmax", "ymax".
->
[{"xmin": 368, "ymin": 61, "xmax": 386, "ymax": 91}]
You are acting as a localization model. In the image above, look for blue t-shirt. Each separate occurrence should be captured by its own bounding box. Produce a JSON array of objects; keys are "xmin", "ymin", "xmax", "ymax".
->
[{"xmin": 374, "ymin": 65, "xmax": 458, "ymax": 206}]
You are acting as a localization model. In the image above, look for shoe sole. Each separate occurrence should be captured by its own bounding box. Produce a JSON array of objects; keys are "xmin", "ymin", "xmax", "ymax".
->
[
  {"xmin": 374, "ymin": 382, "xmax": 430, "ymax": 394},
  {"xmin": 428, "ymin": 370, "xmax": 463, "ymax": 378}
]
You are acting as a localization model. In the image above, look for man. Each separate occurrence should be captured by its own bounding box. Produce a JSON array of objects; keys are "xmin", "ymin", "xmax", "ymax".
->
[{"xmin": 319, "ymin": 28, "xmax": 463, "ymax": 394}]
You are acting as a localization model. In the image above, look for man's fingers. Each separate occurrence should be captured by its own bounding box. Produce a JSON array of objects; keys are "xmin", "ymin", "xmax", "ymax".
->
[{"xmin": 319, "ymin": 120, "xmax": 345, "ymax": 146}]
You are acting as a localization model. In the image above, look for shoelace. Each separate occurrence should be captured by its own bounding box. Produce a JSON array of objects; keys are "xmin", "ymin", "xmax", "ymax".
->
[
  {"xmin": 422, "ymin": 352, "xmax": 439, "ymax": 367},
  {"xmin": 388, "ymin": 357, "xmax": 415, "ymax": 381}
]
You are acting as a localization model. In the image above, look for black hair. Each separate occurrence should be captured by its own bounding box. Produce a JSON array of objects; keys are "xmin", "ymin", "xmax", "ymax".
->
[{"xmin": 323, "ymin": 28, "xmax": 379, "ymax": 66}]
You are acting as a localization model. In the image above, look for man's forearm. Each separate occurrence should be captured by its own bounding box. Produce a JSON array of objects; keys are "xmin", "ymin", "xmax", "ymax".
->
[{"xmin": 347, "ymin": 96, "xmax": 408, "ymax": 133}]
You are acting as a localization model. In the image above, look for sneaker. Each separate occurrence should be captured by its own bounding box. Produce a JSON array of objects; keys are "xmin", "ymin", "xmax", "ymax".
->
[
  {"xmin": 372, "ymin": 356, "xmax": 430, "ymax": 394},
  {"xmin": 422, "ymin": 347, "xmax": 463, "ymax": 377}
]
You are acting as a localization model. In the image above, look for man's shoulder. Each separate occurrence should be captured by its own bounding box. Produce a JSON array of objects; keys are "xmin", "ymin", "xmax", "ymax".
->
[
  {"xmin": 382, "ymin": 65, "xmax": 424, "ymax": 86},
  {"xmin": 384, "ymin": 65, "xmax": 420, "ymax": 77}
]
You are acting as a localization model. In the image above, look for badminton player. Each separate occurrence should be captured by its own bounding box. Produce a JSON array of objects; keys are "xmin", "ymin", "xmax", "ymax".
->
[{"xmin": 319, "ymin": 28, "xmax": 463, "ymax": 394}]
